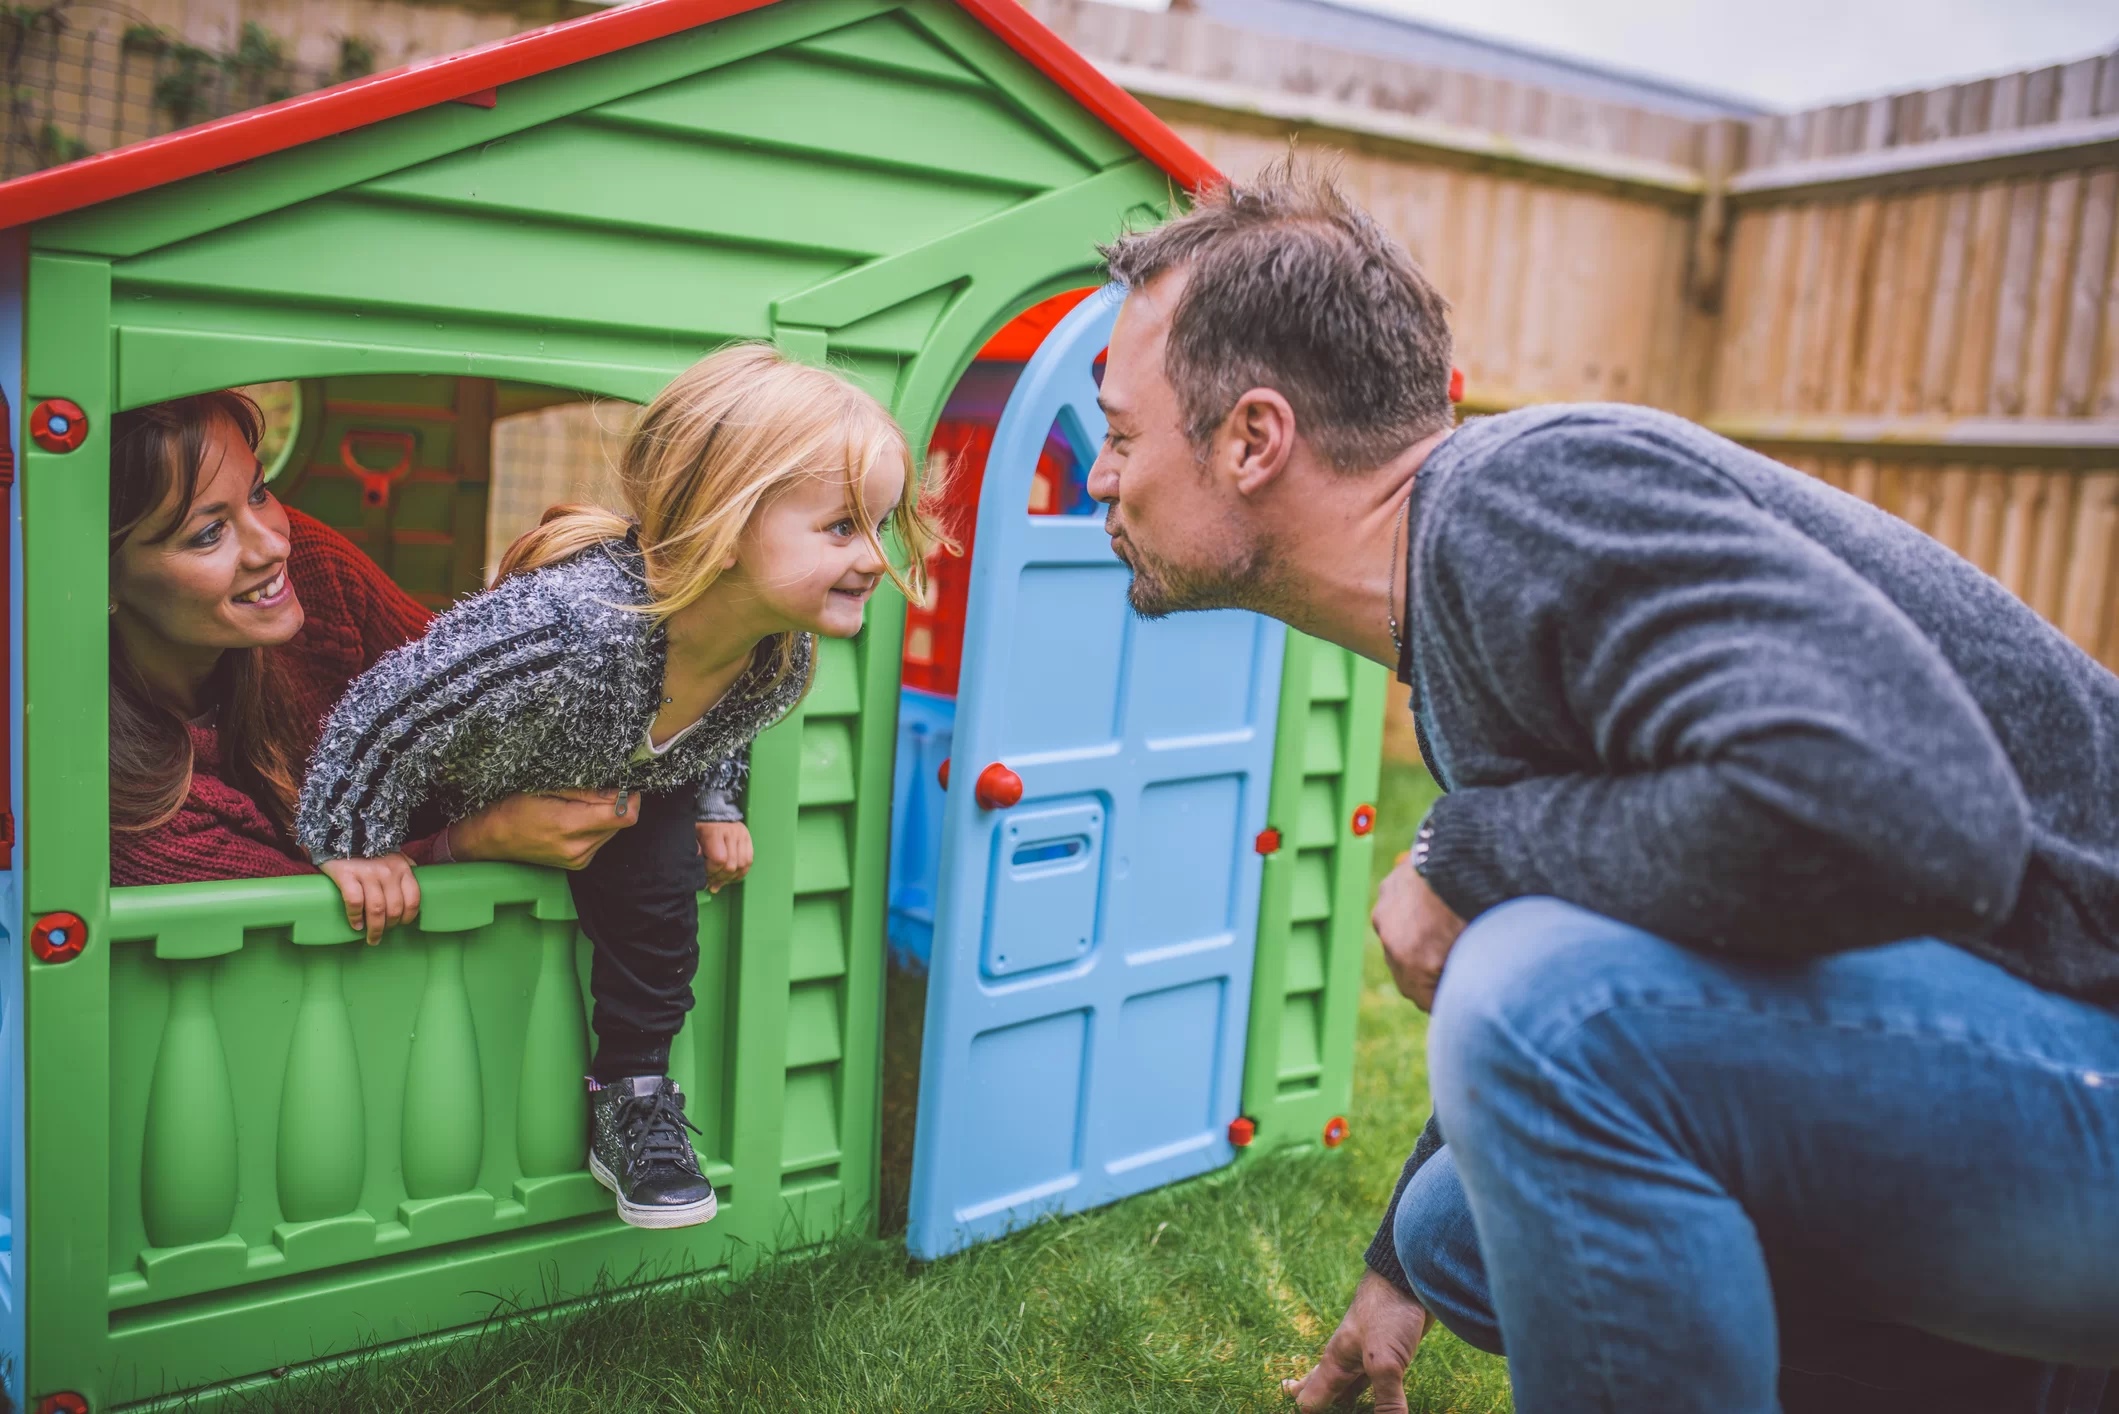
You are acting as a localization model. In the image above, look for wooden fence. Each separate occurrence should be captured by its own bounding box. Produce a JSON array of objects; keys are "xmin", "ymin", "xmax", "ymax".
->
[
  {"xmin": 1021, "ymin": 0, "xmax": 1721, "ymax": 419},
  {"xmin": 1707, "ymin": 62, "xmax": 2119, "ymax": 664}
]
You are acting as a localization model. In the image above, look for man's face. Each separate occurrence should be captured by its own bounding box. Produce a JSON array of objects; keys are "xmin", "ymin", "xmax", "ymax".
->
[{"xmin": 1086, "ymin": 272, "xmax": 1265, "ymax": 618}]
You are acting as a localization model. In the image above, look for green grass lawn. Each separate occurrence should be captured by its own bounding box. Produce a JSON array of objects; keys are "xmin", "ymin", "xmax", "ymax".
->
[{"xmin": 250, "ymin": 760, "xmax": 1510, "ymax": 1412}]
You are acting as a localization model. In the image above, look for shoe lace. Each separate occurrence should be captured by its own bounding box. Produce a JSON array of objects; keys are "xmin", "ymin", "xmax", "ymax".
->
[{"xmin": 616, "ymin": 1084, "xmax": 703, "ymax": 1173}]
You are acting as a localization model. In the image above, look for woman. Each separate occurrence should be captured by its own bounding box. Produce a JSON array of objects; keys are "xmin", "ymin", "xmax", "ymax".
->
[{"xmin": 109, "ymin": 390, "xmax": 634, "ymax": 886}]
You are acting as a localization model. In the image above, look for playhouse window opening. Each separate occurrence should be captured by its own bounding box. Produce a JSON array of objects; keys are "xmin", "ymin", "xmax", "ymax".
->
[{"xmin": 109, "ymin": 375, "xmax": 646, "ymax": 893}]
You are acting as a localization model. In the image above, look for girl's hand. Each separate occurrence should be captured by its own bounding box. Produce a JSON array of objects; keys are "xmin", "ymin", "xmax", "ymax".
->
[
  {"xmin": 697, "ymin": 821, "xmax": 754, "ymax": 894},
  {"xmin": 320, "ymin": 853, "xmax": 422, "ymax": 944}
]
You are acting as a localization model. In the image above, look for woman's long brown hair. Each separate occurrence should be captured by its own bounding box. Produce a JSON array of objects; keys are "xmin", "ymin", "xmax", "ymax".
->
[{"xmin": 109, "ymin": 392, "xmax": 306, "ymax": 835}]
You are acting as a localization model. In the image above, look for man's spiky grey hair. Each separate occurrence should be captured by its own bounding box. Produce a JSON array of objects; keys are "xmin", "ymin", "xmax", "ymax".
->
[{"xmin": 1100, "ymin": 156, "xmax": 1455, "ymax": 471}]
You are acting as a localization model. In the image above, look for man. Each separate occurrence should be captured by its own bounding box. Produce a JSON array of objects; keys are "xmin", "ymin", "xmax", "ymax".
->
[{"xmin": 1085, "ymin": 161, "xmax": 2119, "ymax": 1413}]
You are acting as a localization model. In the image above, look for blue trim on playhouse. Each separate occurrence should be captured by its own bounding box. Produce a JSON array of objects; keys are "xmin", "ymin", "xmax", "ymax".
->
[{"xmin": 888, "ymin": 687, "xmax": 955, "ymax": 969}]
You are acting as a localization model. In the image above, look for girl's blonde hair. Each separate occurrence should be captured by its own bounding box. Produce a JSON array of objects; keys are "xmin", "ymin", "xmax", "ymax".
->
[{"xmin": 497, "ymin": 344, "xmax": 946, "ymax": 688}]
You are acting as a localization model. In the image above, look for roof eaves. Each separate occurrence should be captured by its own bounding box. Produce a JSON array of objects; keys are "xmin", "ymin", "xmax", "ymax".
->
[{"xmin": 0, "ymin": 0, "xmax": 1214, "ymax": 231}]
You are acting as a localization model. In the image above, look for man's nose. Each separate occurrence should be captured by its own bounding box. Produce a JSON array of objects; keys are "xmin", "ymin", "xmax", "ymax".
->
[{"xmin": 1086, "ymin": 450, "xmax": 1119, "ymax": 504}]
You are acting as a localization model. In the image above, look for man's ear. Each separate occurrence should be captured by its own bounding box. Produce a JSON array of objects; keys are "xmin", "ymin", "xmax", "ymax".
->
[{"xmin": 1224, "ymin": 388, "xmax": 1296, "ymax": 497}]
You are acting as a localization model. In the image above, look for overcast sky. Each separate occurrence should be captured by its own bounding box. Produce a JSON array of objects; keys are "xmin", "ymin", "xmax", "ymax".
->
[{"xmin": 1325, "ymin": 0, "xmax": 2117, "ymax": 110}]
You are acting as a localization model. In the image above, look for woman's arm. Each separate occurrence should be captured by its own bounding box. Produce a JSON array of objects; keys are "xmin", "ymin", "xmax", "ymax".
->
[
  {"xmin": 112, "ymin": 799, "xmax": 314, "ymax": 887},
  {"xmin": 447, "ymin": 788, "xmax": 639, "ymax": 870}
]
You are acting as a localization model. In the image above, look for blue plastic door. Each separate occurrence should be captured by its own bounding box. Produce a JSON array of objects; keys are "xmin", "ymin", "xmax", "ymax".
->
[{"xmin": 906, "ymin": 286, "xmax": 1287, "ymax": 1260}]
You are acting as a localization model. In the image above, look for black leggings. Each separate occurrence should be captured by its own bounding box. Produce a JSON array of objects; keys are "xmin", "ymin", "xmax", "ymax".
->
[{"xmin": 567, "ymin": 788, "xmax": 705, "ymax": 1083}]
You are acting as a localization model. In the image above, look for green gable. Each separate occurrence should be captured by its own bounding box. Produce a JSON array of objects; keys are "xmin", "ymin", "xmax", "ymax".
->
[{"xmin": 34, "ymin": 0, "xmax": 1170, "ymax": 437}]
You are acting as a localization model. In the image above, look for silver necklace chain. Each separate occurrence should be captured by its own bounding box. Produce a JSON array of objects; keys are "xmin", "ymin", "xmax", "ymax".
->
[{"xmin": 1387, "ymin": 492, "xmax": 1409, "ymax": 657}]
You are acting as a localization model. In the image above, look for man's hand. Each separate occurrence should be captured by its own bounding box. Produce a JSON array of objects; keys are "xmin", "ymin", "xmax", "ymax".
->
[
  {"xmin": 448, "ymin": 789, "xmax": 639, "ymax": 871},
  {"xmin": 697, "ymin": 821, "xmax": 754, "ymax": 894},
  {"xmin": 1283, "ymin": 1270, "xmax": 1430, "ymax": 1412},
  {"xmin": 1372, "ymin": 853, "xmax": 1468, "ymax": 1011},
  {"xmin": 319, "ymin": 853, "xmax": 421, "ymax": 945}
]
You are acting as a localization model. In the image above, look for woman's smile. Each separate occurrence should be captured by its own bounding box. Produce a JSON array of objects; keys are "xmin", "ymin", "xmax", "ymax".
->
[{"xmin": 233, "ymin": 567, "xmax": 291, "ymax": 607}]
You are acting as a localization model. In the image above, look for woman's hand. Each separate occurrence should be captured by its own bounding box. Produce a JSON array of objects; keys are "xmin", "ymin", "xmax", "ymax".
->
[
  {"xmin": 448, "ymin": 789, "xmax": 639, "ymax": 871},
  {"xmin": 320, "ymin": 853, "xmax": 421, "ymax": 945},
  {"xmin": 697, "ymin": 821, "xmax": 754, "ymax": 894}
]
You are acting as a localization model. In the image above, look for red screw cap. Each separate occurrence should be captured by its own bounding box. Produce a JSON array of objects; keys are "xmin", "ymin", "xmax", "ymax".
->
[
  {"xmin": 30, "ymin": 912, "xmax": 86, "ymax": 964},
  {"xmin": 1254, "ymin": 827, "xmax": 1282, "ymax": 855},
  {"xmin": 1448, "ymin": 367, "xmax": 1466, "ymax": 404},
  {"xmin": 974, "ymin": 762, "xmax": 1023, "ymax": 811},
  {"xmin": 1323, "ymin": 1116, "xmax": 1349, "ymax": 1148},
  {"xmin": 937, "ymin": 757, "xmax": 951, "ymax": 791},
  {"xmin": 39, "ymin": 1393, "xmax": 91, "ymax": 1414},
  {"xmin": 30, "ymin": 398, "xmax": 88, "ymax": 454},
  {"xmin": 1351, "ymin": 804, "xmax": 1376, "ymax": 836},
  {"xmin": 1227, "ymin": 1116, "xmax": 1256, "ymax": 1147}
]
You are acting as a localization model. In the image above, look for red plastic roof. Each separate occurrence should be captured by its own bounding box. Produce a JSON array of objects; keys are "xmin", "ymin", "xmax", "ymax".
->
[{"xmin": 0, "ymin": 0, "xmax": 1216, "ymax": 231}]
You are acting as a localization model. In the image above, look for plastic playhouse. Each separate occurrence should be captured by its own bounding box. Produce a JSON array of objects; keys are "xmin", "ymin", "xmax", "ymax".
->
[{"xmin": 0, "ymin": 0, "xmax": 1385, "ymax": 1404}]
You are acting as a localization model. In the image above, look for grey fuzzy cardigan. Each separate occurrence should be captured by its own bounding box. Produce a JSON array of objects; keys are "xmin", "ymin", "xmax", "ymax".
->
[{"xmin": 296, "ymin": 532, "xmax": 810, "ymax": 862}]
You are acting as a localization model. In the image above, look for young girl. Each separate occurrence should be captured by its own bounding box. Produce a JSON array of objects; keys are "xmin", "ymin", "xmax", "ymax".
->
[{"xmin": 296, "ymin": 345, "xmax": 939, "ymax": 1229}]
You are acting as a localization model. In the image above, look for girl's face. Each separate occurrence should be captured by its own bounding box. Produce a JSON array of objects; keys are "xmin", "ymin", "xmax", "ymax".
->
[
  {"xmin": 110, "ymin": 412, "xmax": 305, "ymax": 653},
  {"xmin": 730, "ymin": 459, "xmax": 904, "ymax": 639}
]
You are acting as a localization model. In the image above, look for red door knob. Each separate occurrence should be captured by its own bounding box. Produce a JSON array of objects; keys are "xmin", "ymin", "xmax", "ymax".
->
[{"xmin": 974, "ymin": 762, "xmax": 1024, "ymax": 810}]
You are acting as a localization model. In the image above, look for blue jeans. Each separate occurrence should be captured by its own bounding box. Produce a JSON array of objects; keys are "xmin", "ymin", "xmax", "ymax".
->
[{"xmin": 1400, "ymin": 898, "xmax": 2119, "ymax": 1414}]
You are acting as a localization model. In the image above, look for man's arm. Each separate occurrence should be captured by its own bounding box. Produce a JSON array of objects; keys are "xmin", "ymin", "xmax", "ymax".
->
[
  {"xmin": 1414, "ymin": 419, "xmax": 2031, "ymax": 957},
  {"xmin": 1363, "ymin": 1114, "xmax": 1447, "ymax": 1295}
]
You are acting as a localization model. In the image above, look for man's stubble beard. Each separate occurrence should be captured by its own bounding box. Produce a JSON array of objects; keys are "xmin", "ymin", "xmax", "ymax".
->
[{"xmin": 1109, "ymin": 510, "xmax": 1294, "ymax": 623}]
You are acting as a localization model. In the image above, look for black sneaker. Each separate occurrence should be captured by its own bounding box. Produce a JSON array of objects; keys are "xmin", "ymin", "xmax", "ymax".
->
[{"xmin": 587, "ymin": 1075, "xmax": 718, "ymax": 1229}]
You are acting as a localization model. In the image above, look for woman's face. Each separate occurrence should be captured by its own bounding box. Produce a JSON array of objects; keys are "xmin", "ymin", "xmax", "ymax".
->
[
  {"xmin": 729, "ymin": 461, "xmax": 903, "ymax": 640},
  {"xmin": 110, "ymin": 412, "xmax": 305, "ymax": 653}
]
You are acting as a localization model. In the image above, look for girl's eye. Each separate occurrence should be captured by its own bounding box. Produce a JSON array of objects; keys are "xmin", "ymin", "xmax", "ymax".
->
[
  {"xmin": 249, "ymin": 480, "xmax": 270, "ymax": 507},
  {"xmin": 829, "ymin": 519, "xmax": 857, "ymax": 538},
  {"xmin": 191, "ymin": 520, "xmax": 225, "ymax": 548}
]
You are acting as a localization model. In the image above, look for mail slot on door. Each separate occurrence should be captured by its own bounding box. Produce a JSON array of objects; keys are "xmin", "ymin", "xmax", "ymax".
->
[{"xmin": 982, "ymin": 798, "xmax": 1105, "ymax": 979}]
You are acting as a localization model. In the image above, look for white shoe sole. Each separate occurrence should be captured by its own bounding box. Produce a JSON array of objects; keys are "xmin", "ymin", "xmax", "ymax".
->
[{"xmin": 590, "ymin": 1152, "xmax": 719, "ymax": 1230}]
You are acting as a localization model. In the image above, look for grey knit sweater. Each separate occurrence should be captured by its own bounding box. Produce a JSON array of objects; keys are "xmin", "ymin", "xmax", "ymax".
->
[
  {"xmin": 1366, "ymin": 402, "xmax": 2119, "ymax": 1295},
  {"xmin": 296, "ymin": 532, "xmax": 810, "ymax": 862}
]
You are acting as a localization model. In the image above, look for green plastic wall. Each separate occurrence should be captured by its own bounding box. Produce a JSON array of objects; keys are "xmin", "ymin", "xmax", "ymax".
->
[
  {"xmin": 1241, "ymin": 636, "xmax": 1387, "ymax": 1157},
  {"xmin": 19, "ymin": 0, "xmax": 1176, "ymax": 1404}
]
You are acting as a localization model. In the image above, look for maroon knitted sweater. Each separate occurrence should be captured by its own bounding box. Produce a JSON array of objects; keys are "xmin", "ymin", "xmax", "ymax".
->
[{"xmin": 111, "ymin": 510, "xmax": 438, "ymax": 887}]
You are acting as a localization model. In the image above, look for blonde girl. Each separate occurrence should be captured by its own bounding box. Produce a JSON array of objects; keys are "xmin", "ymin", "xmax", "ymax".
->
[{"xmin": 296, "ymin": 345, "xmax": 940, "ymax": 1228}]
